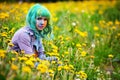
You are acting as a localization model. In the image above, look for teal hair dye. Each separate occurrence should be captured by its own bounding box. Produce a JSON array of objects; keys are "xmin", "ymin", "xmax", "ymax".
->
[{"xmin": 26, "ymin": 4, "xmax": 53, "ymax": 39}]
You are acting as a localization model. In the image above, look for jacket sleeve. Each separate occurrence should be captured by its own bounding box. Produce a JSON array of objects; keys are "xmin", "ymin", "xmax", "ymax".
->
[{"xmin": 17, "ymin": 33, "xmax": 34, "ymax": 54}]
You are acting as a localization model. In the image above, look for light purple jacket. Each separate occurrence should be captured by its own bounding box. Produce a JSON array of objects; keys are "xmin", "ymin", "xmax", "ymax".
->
[{"xmin": 11, "ymin": 26, "xmax": 44, "ymax": 54}]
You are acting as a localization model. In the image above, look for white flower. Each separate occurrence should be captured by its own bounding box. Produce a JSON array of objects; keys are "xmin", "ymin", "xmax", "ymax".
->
[
  {"xmin": 91, "ymin": 43, "xmax": 95, "ymax": 48},
  {"xmin": 72, "ymin": 22, "xmax": 76, "ymax": 27}
]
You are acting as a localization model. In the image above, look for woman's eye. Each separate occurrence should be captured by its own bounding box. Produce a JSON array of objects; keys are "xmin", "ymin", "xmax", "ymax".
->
[
  {"xmin": 37, "ymin": 17, "xmax": 42, "ymax": 20},
  {"xmin": 44, "ymin": 18, "xmax": 47, "ymax": 21}
]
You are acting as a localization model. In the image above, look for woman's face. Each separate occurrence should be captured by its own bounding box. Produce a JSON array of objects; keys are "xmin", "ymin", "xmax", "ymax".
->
[{"xmin": 36, "ymin": 17, "xmax": 48, "ymax": 30}]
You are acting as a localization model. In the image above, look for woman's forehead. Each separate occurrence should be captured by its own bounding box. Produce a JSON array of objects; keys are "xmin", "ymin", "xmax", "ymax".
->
[{"xmin": 36, "ymin": 16, "xmax": 47, "ymax": 19}]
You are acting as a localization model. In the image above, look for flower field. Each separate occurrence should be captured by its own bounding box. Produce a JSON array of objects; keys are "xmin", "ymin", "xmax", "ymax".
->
[{"xmin": 0, "ymin": 1, "xmax": 120, "ymax": 80}]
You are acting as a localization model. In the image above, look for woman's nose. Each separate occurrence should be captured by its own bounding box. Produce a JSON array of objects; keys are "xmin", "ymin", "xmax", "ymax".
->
[{"xmin": 39, "ymin": 19, "xmax": 44, "ymax": 25}]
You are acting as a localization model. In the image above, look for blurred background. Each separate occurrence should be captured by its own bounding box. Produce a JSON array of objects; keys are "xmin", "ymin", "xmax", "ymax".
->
[{"xmin": 0, "ymin": 0, "xmax": 115, "ymax": 3}]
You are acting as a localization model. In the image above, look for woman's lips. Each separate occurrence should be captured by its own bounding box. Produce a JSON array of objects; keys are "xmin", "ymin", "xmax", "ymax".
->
[{"xmin": 38, "ymin": 26, "xmax": 43, "ymax": 28}]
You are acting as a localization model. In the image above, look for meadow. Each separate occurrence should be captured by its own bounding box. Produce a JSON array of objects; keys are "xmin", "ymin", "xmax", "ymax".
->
[{"xmin": 0, "ymin": 1, "xmax": 120, "ymax": 80}]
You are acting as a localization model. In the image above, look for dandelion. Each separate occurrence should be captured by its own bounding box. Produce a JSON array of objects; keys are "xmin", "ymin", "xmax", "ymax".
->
[
  {"xmin": 9, "ymin": 28, "xmax": 15, "ymax": 34},
  {"xmin": 60, "ymin": 41, "xmax": 64, "ymax": 44},
  {"xmin": 29, "ymin": 57, "xmax": 36, "ymax": 62},
  {"xmin": 111, "ymin": 26, "xmax": 116, "ymax": 30},
  {"xmin": 5, "ymin": 39, "xmax": 11, "ymax": 43},
  {"xmin": 108, "ymin": 21, "xmax": 113, "ymax": 26},
  {"xmin": 3, "ymin": 27, "xmax": 9, "ymax": 30},
  {"xmin": 37, "ymin": 64, "xmax": 48, "ymax": 73},
  {"xmin": 48, "ymin": 69, "xmax": 54, "ymax": 77},
  {"xmin": 76, "ymin": 43, "xmax": 81, "ymax": 48},
  {"xmin": 115, "ymin": 20, "xmax": 119, "ymax": 25},
  {"xmin": 64, "ymin": 51, "xmax": 69, "ymax": 55},
  {"xmin": 78, "ymin": 71, "xmax": 87, "ymax": 79},
  {"xmin": 63, "ymin": 65, "xmax": 71, "ymax": 71},
  {"xmin": 58, "ymin": 66, "xmax": 63, "ymax": 71},
  {"xmin": 22, "ymin": 66, "xmax": 31, "ymax": 73},
  {"xmin": 58, "ymin": 61, "xmax": 62, "ymax": 65},
  {"xmin": 108, "ymin": 54, "xmax": 114, "ymax": 58},
  {"xmin": 51, "ymin": 44, "xmax": 58, "ymax": 50},
  {"xmin": 65, "ymin": 37, "xmax": 71, "ymax": 40},
  {"xmin": 0, "ymin": 49, "xmax": 6, "ymax": 58},
  {"xmin": 0, "ymin": 12, "xmax": 9, "ymax": 19},
  {"xmin": 52, "ymin": 49, "xmax": 58, "ymax": 53},
  {"xmin": 51, "ymin": 61, "xmax": 56, "ymax": 64},
  {"xmin": 8, "ymin": 42, "xmax": 14, "ymax": 47},
  {"xmin": 52, "ymin": 17, "xmax": 58, "ymax": 22},
  {"xmin": 81, "ymin": 51, "xmax": 87, "ymax": 57},
  {"xmin": 90, "ymin": 55, "xmax": 95, "ymax": 59},
  {"xmin": 58, "ymin": 35, "xmax": 64, "ymax": 41},
  {"xmin": 11, "ymin": 58, "xmax": 16, "ymax": 61},
  {"xmin": 1, "ymin": 32, "xmax": 7, "ymax": 37},
  {"xmin": 95, "ymin": 33, "xmax": 100, "ymax": 37},
  {"xmin": 93, "ymin": 26, "xmax": 99, "ymax": 31},
  {"xmin": 41, "ymin": 60, "xmax": 50, "ymax": 67},
  {"xmin": 82, "ymin": 43, "xmax": 86, "ymax": 47},
  {"xmin": 117, "ymin": 33, "xmax": 120, "ymax": 36},
  {"xmin": 25, "ymin": 60, "xmax": 34, "ymax": 68},
  {"xmin": 11, "ymin": 64, "xmax": 18, "ymax": 71}
]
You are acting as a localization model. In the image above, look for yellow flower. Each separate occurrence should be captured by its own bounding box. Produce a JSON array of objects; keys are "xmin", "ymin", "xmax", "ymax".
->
[
  {"xmin": 64, "ymin": 51, "xmax": 69, "ymax": 55},
  {"xmin": 51, "ymin": 44, "xmax": 58, "ymax": 50},
  {"xmin": 41, "ymin": 60, "xmax": 50, "ymax": 66},
  {"xmin": 60, "ymin": 41, "xmax": 64, "ymax": 44},
  {"xmin": 108, "ymin": 21, "xmax": 113, "ymax": 26},
  {"xmin": 108, "ymin": 54, "xmax": 114, "ymax": 58},
  {"xmin": 22, "ymin": 66, "xmax": 31, "ymax": 73},
  {"xmin": 117, "ymin": 33, "xmax": 120, "ymax": 36},
  {"xmin": 11, "ymin": 64, "xmax": 18, "ymax": 71},
  {"xmin": 90, "ymin": 55, "xmax": 95, "ymax": 59},
  {"xmin": 52, "ymin": 17, "xmax": 58, "ymax": 22},
  {"xmin": 48, "ymin": 69, "xmax": 54, "ymax": 74},
  {"xmin": 9, "ymin": 28, "xmax": 15, "ymax": 34},
  {"xmin": 58, "ymin": 66, "xmax": 63, "ymax": 71},
  {"xmin": 78, "ymin": 71, "xmax": 87, "ymax": 79},
  {"xmin": 82, "ymin": 43, "xmax": 86, "ymax": 47},
  {"xmin": 115, "ymin": 20, "xmax": 119, "ymax": 25},
  {"xmin": 76, "ymin": 43, "xmax": 81, "ymax": 48},
  {"xmin": 93, "ymin": 26, "xmax": 99, "ymax": 31},
  {"xmin": 0, "ymin": 12, "xmax": 9, "ymax": 19},
  {"xmin": 74, "ymin": 29, "xmax": 88, "ymax": 37},
  {"xmin": 98, "ymin": 10, "xmax": 103, "ymax": 15},
  {"xmin": 63, "ymin": 65, "xmax": 70, "ymax": 70},
  {"xmin": 69, "ymin": 64, "xmax": 74, "ymax": 70},
  {"xmin": 81, "ymin": 51, "xmax": 87, "ymax": 57},
  {"xmin": 65, "ymin": 37, "xmax": 71, "ymax": 40},
  {"xmin": 8, "ymin": 42, "xmax": 14, "ymax": 47},
  {"xmin": 58, "ymin": 61, "xmax": 62, "ymax": 65},
  {"xmin": 0, "ymin": 49, "xmax": 6, "ymax": 58},
  {"xmin": 1, "ymin": 32, "xmax": 7, "ymax": 37},
  {"xmin": 111, "ymin": 26, "xmax": 116, "ymax": 30},
  {"xmin": 37, "ymin": 64, "xmax": 48, "ymax": 73},
  {"xmin": 29, "ymin": 57, "xmax": 36, "ymax": 62},
  {"xmin": 51, "ymin": 61, "xmax": 56, "ymax": 64},
  {"xmin": 3, "ymin": 27, "xmax": 9, "ymax": 30},
  {"xmin": 58, "ymin": 35, "xmax": 64, "ymax": 41},
  {"xmin": 25, "ymin": 60, "xmax": 34, "ymax": 68},
  {"xmin": 52, "ymin": 49, "xmax": 58, "ymax": 53},
  {"xmin": 11, "ymin": 58, "xmax": 16, "ymax": 61},
  {"xmin": 49, "ymin": 73, "xmax": 54, "ymax": 77},
  {"xmin": 95, "ymin": 33, "xmax": 100, "ymax": 37}
]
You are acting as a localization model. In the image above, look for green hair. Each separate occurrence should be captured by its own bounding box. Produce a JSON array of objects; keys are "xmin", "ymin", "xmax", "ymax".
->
[{"xmin": 26, "ymin": 4, "xmax": 53, "ymax": 39}]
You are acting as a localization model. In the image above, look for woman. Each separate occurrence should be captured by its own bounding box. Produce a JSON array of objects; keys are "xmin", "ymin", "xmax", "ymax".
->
[{"xmin": 9, "ymin": 4, "xmax": 57, "ymax": 61}]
